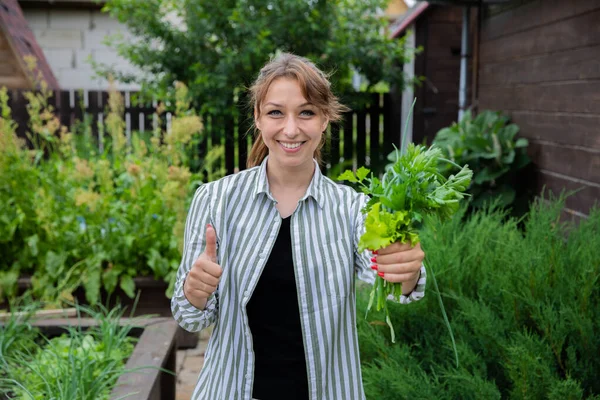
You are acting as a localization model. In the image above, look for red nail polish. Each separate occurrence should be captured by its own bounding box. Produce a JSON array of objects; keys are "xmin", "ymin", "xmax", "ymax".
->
[
  {"xmin": 378, "ymin": 272, "xmax": 384, "ymax": 277},
  {"xmin": 370, "ymin": 257, "xmax": 377, "ymax": 263},
  {"xmin": 373, "ymin": 250, "xmax": 378, "ymax": 255},
  {"xmin": 370, "ymin": 264, "xmax": 378, "ymax": 270}
]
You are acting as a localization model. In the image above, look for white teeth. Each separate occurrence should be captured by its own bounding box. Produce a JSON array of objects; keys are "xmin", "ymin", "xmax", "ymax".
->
[{"xmin": 281, "ymin": 142, "xmax": 302, "ymax": 149}]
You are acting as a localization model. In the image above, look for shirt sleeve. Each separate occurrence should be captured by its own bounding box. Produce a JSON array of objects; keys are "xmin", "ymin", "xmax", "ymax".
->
[
  {"xmin": 171, "ymin": 184, "xmax": 219, "ymax": 332},
  {"xmin": 352, "ymin": 192, "xmax": 427, "ymax": 304}
]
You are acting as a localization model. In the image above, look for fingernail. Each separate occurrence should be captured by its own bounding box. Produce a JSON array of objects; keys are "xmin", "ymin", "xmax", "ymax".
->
[
  {"xmin": 370, "ymin": 264, "xmax": 378, "ymax": 270},
  {"xmin": 372, "ymin": 250, "xmax": 378, "ymax": 255},
  {"xmin": 378, "ymin": 272, "xmax": 384, "ymax": 277},
  {"xmin": 370, "ymin": 256, "xmax": 377, "ymax": 263},
  {"xmin": 206, "ymin": 223, "xmax": 212, "ymax": 228}
]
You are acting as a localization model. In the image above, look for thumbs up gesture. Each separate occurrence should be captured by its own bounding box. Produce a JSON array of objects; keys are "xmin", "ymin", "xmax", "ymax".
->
[{"xmin": 183, "ymin": 224, "xmax": 223, "ymax": 310}]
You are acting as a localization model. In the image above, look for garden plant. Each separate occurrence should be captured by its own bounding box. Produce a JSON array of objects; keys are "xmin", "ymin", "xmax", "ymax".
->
[
  {"xmin": 0, "ymin": 80, "xmax": 224, "ymax": 306},
  {"xmin": 432, "ymin": 110, "xmax": 532, "ymax": 214},
  {"xmin": 358, "ymin": 195, "xmax": 600, "ymax": 400},
  {"xmin": 0, "ymin": 303, "xmax": 137, "ymax": 399}
]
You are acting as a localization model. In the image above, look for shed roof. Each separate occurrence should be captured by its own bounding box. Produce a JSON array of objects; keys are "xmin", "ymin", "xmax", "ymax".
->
[
  {"xmin": 389, "ymin": 1, "xmax": 430, "ymax": 38},
  {"xmin": 0, "ymin": 0, "xmax": 59, "ymax": 89}
]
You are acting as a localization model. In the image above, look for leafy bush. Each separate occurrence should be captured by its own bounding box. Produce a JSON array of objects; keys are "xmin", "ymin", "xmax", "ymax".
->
[
  {"xmin": 0, "ymin": 305, "xmax": 137, "ymax": 399},
  {"xmin": 0, "ymin": 82, "xmax": 224, "ymax": 305},
  {"xmin": 358, "ymin": 196, "xmax": 600, "ymax": 399},
  {"xmin": 432, "ymin": 110, "xmax": 532, "ymax": 213},
  {"xmin": 98, "ymin": 0, "xmax": 419, "ymax": 117}
]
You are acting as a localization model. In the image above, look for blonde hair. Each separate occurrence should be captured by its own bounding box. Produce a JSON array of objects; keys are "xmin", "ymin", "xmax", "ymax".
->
[{"xmin": 247, "ymin": 53, "xmax": 349, "ymax": 168}]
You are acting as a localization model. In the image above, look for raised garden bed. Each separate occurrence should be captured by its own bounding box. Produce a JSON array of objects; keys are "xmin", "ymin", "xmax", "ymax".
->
[
  {"xmin": 7, "ymin": 276, "xmax": 198, "ymax": 349},
  {"xmin": 1, "ymin": 315, "xmax": 178, "ymax": 400}
]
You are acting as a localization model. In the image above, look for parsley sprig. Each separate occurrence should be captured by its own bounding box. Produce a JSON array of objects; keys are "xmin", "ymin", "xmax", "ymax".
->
[{"xmin": 338, "ymin": 143, "xmax": 472, "ymax": 344}]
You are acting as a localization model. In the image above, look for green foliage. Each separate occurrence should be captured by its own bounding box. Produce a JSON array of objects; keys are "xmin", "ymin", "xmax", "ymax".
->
[
  {"xmin": 338, "ymin": 143, "xmax": 472, "ymax": 342},
  {"xmin": 97, "ymin": 0, "xmax": 419, "ymax": 116},
  {"xmin": 432, "ymin": 110, "xmax": 531, "ymax": 212},
  {"xmin": 0, "ymin": 84, "xmax": 225, "ymax": 305},
  {"xmin": 0, "ymin": 305, "xmax": 137, "ymax": 399},
  {"xmin": 358, "ymin": 196, "xmax": 600, "ymax": 399}
]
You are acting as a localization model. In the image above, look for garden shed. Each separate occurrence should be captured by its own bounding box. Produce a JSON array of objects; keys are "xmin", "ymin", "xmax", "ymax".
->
[
  {"xmin": 390, "ymin": 1, "xmax": 467, "ymax": 147},
  {"xmin": 394, "ymin": 0, "xmax": 600, "ymax": 219},
  {"xmin": 475, "ymin": 0, "xmax": 600, "ymax": 219},
  {"xmin": 0, "ymin": 0, "xmax": 58, "ymax": 89}
]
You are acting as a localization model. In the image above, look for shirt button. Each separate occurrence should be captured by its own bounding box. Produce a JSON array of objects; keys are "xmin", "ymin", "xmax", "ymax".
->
[
  {"xmin": 259, "ymin": 252, "xmax": 266, "ymax": 259},
  {"xmin": 244, "ymin": 290, "xmax": 250, "ymax": 297}
]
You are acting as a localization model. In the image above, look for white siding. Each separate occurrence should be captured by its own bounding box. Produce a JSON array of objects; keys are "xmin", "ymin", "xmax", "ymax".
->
[{"xmin": 22, "ymin": 8, "xmax": 141, "ymax": 90}]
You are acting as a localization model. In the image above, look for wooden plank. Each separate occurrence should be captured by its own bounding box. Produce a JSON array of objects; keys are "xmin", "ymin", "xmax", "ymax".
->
[
  {"xmin": 369, "ymin": 97, "xmax": 381, "ymax": 169},
  {"xmin": 383, "ymin": 91, "xmax": 401, "ymax": 156},
  {"xmin": 8, "ymin": 89, "xmax": 29, "ymax": 139},
  {"xmin": 111, "ymin": 320, "xmax": 178, "ymax": 400},
  {"xmin": 505, "ymin": 110, "xmax": 600, "ymax": 149},
  {"xmin": 480, "ymin": 9, "xmax": 600, "ymax": 63},
  {"xmin": 356, "ymin": 109, "xmax": 366, "ymax": 167},
  {"xmin": 527, "ymin": 140, "xmax": 600, "ymax": 183},
  {"xmin": 343, "ymin": 111, "xmax": 354, "ymax": 164},
  {"xmin": 0, "ymin": 75, "xmax": 29, "ymax": 88},
  {"xmin": 478, "ymin": 81, "xmax": 600, "ymax": 114},
  {"xmin": 237, "ymin": 93, "xmax": 251, "ymax": 170},
  {"xmin": 536, "ymin": 169, "xmax": 600, "ymax": 215},
  {"xmin": 224, "ymin": 113, "xmax": 235, "ymax": 175},
  {"xmin": 329, "ymin": 123, "xmax": 341, "ymax": 169},
  {"xmin": 480, "ymin": 0, "xmax": 596, "ymax": 42},
  {"xmin": 427, "ymin": 5, "xmax": 463, "ymax": 23},
  {"xmin": 480, "ymin": 45, "xmax": 600, "ymax": 86},
  {"xmin": 0, "ymin": 307, "xmax": 77, "ymax": 321}
]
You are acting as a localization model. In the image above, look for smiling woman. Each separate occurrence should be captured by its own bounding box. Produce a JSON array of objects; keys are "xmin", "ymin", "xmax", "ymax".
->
[
  {"xmin": 171, "ymin": 53, "xmax": 427, "ymax": 400},
  {"xmin": 247, "ymin": 53, "xmax": 348, "ymax": 169}
]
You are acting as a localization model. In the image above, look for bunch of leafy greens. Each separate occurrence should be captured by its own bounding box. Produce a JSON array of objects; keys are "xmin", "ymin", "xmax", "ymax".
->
[{"xmin": 338, "ymin": 143, "xmax": 472, "ymax": 343}]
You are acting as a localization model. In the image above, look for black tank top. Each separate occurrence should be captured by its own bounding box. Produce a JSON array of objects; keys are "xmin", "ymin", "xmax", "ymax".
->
[{"xmin": 246, "ymin": 216, "xmax": 309, "ymax": 400}]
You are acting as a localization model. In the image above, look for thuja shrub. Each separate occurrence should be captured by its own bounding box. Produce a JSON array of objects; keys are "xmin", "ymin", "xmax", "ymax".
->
[{"xmin": 358, "ymin": 196, "xmax": 600, "ymax": 400}]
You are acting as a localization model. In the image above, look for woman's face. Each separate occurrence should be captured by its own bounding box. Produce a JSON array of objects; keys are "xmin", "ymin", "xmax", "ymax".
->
[{"xmin": 255, "ymin": 77, "xmax": 328, "ymax": 170}]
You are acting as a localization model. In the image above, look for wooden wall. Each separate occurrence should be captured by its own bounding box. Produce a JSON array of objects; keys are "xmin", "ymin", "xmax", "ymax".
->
[
  {"xmin": 477, "ymin": 0, "xmax": 600, "ymax": 218},
  {"xmin": 413, "ymin": 5, "xmax": 464, "ymax": 146},
  {"xmin": 0, "ymin": 31, "xmax": 29, "ymax": 89}
]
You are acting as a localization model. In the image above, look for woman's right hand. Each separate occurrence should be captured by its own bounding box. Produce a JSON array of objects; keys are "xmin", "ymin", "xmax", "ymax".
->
[{"xmin": 183, "ymin": 224, "xmax": 223, "ymax": 310}]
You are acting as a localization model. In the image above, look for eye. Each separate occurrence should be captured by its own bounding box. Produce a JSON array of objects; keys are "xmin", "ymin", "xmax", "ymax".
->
[
  {"xmin": 266, "ymin": 110, "xmax": 282, "ymax": 116},
  {"xmin": 300, "ymin": 110, "xmax": 315, "ymax": 117}
]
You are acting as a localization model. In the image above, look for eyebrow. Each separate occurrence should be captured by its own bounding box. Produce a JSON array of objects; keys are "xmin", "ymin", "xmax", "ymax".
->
[{"xmin": 264, "ymin": 102, "xmax": 314, "ymax": 108}]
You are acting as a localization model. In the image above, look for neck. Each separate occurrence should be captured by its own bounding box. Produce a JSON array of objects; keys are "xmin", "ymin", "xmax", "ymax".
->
[{"xmin": 266, "ymin": 158, "xmax": 315, "ymax": 193}]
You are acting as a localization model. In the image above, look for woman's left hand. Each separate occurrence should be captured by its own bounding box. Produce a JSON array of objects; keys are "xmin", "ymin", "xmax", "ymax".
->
[{"xmin": 371, "ymin": 242, "xmax": 424, "ymax": 293}]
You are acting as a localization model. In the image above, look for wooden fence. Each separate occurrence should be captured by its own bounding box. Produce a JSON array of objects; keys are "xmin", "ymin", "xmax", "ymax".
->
[{"xmin": 6, "ymin": 89, "xmax": 402, "ymax": 176}]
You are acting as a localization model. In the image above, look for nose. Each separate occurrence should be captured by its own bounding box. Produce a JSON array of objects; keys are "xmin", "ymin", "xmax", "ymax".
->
[{"xmin": 283, "ymin": 115, "xmax": 299, "ymax": 137}]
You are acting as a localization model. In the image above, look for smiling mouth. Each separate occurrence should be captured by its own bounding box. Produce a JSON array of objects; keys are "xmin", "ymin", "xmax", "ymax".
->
[{"xmin": 278, "ymin": 141, "xmax": 306, "ymax": 149}]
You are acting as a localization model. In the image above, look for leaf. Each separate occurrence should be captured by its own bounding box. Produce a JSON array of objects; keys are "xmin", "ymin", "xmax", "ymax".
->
[
  {"xmin": 356, "ymin": 166, "xmax": 371, "ymax": 181},
  {"xmin": 102, "ymin": 268, "xmax": 119, "ymax": 294},
  {"xmin": 45, "ymin": 251, "xmax": 67, "ymax": 279},
  {"xmin": 337, "ymin": 170, "xmax": 357, "ymax": 182},
  {"xmin": 515, "ymin": 138, "xmax": 528, "ymax": 148},
  {"xmin": 502, "ymin": 150, "xmax": 516, "ymax": 164},
  {"xmin": 27, "ymin": 234, "xmax": 39, "ymax": 257},
  {"xmin": 83, "ymin": 257, "xmax": 102, "ymax": 305},
  {"xmin": 474, "ymin": 166, "xmax": 510, "ymax": 185},
  {"xmin": 119, "ymin": 275, "xmax": 136, "ymax": 298}
]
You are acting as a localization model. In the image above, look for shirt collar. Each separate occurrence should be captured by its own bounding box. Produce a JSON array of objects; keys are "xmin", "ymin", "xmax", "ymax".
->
[{"xmin": 253, "ymin": 156, "xmax": 324, "ymax": 209}]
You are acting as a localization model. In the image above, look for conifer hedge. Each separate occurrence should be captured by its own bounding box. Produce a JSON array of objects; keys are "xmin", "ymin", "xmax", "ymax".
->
[{"xmin": 358, "ymin": 197, "xmax": 600, "ymax": 400}]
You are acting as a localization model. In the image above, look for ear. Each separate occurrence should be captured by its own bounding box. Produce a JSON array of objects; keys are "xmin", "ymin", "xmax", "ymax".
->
[
  {"xmin": 321, "ymin": 117, "xmax": 329, "ymax": 133},
  {"xmin": 254, "ymin": 107, "xmax": 261, "ymax": 131}
]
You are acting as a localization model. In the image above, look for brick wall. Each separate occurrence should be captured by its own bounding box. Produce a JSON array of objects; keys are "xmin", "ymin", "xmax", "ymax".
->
[{"xmin": 22, "ymin": 8, "xmax": 140, "ymax": 90}]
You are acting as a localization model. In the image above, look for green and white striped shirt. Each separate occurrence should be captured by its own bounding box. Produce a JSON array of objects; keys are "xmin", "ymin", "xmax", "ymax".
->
[{"xmin": 171, "ymin": 157, "xmax": 427, "ymax": 400}]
